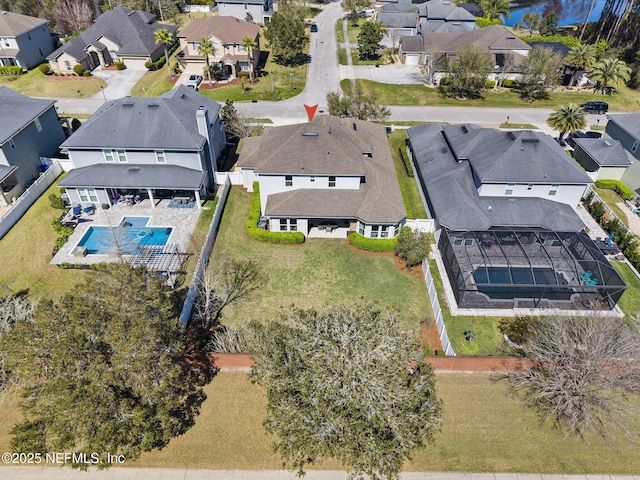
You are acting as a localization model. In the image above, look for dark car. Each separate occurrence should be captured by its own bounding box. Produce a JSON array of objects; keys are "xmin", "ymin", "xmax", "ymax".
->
[
  {"xmin": 586, "ymin": 131, "xmax": 603, "ymax": 138},
  {"xmin": 580, "ymin": 101, "xmax": 608, "ymax": 114},
  {"xmin": 310, "ymin": 23, "xmax": 318, "ymax": 32},
  {"xmin": 567, "ymin": 131, "xmax": 588, "ymax": 148}
]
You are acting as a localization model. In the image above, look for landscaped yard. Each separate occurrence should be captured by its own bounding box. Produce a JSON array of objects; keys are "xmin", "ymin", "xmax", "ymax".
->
[
  {"xmin": 389, "ymin": 130, "xmax": 428, "ymax": 219},
  {"xmin": 130, "ymin": 51, "xmax": 179, "ymax": 97},
  {"xmin": 612, "ymin": 261, "xmax": 640, "ymax": 318},
  {"xmin": 209, "ymin": 187, "xmax": 432, "ymax": 330},
  {"xmin": 0, "ymin": 68, "xmax": 106, "ymax": 98},
  {"xmin": 342, "ymin": 79, "xmax": 640, "ymax": 111},
  {"xmin": 592, "ymin": 186, "xmax": 629, "ymax": 227}
]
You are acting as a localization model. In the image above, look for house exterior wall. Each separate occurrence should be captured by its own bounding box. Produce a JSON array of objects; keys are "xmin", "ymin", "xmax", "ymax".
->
[
  {"xmin": 49, "ymin": 51, "xmax": 89, "ymax": 74},
  {"xmin": 477, "ymin": 182, "xmax": 587, "ymax": 207},
  {"xmin": 270, "ymin": 217, "xmax": 309, "ymax": 235},
  {"xmin": 572, "ymin": 146, "xmax": 628, "ymax": 181},
  {"xmin": 606, "ymin": 121, "xmax": 640, "ymax": 197},
  {"xmin": 180, "ymin": 34, "xmax": 260, "ymax": 74},
  {"xmin": 65, "ymin": 187, "xmax": 110, "ymax": 206},
  {"xmin": 14, "ymin": 24, "xmax": 53, "ymax": 69},
  {"xmin": 241, "ymin": 167, "xmax": 255, "ymax": 190},
  {"xmin": 68, "ymin": 148, "xmax": 206, "ymax": 170},
  {"xmin": 218, "ymin": 2, "xmax": 267, "ymax": 22},
  {"xmin": 596, "ymin": 166, "xmax": 627, "ymax": 181}
]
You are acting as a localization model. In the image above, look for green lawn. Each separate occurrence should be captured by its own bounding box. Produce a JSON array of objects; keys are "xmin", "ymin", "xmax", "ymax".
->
[
  {"xmin": 130, "ymin": 51, "xmax": 178, "ymax": 97},
  {"xmin": 342, "ymin": 79, "xmax": 640, "ymax": 110},
  {"xmin": 388, "ymin": 130, "xmax": 428, "ymax": 219},
  {"xmin": 612, "ymin": 261, "xmax": 640, "ymax": 318},
  {"xmin": 428, "ymin": 260, "xmax": 505, "ymax": 356},
  {"xmin": 336, "ymin": 19, "xmax": 344, "ymax": 43},
  {"xmin": 592, "ymin": 186, "xmax": 629, "ymax": 226},
  {"xmin": 0, "ymin": 68, "xmax": 106, "ymax": 98},
  {"xmin": 209, "ymin": 187, "xmax": 432, "ymax": 330}
]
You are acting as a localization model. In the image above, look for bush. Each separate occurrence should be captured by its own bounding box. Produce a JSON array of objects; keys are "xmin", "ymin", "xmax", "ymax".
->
[
  {"xmin": 595, "ymin": 179, "xmax": 634, "ymax": 200},
  {"xmin": 51, "ymin": 217, "xmax": 73, "ymax": 256},
  {"xmin": 394, "ymin": 226, "xmax": 431, "ymax": 268},
  {"xmin": 475, "ymin": 17, "xmax": 500, "ymax": 28},
  {"xmin": 38, "ymin": 63, "xmax": 51, "ymax": 75},
  {"xmin": 246, "ymin": 182, "xmax": 305, "ymax": 244},
  {"xmin": 502, "ymin": 79, "xmax": 518, "ymax": 88},
  {"xmin": 522, "ymin": 35, "xmax": 580, "ymax": 48},
  {"xmin": 145, "ymin": 60, "xmax": 153, "ymax": 70},
  {"xmin": 114, "ymin": 61, "xmax": 125, "ymax": 70},
  {"xmin": 238, "ymin": 70, "xmax": 250, "ymax": 79},
  {"xmin": 73, "ymin": 63, "xmax": 85, "ymax": 75},
  {"xmin": 485, "ymin": 80, "xmax": 496, "ymax": 88},
  {"xmin": 347, "ymin": 232, "xmax": 397, "ymax": 252},
  {"xmin": 0, "ymin": 65, "xmax": 23, "ymax": 75},
  {"xmin": 82, "ymin": 69, "xmax": 91, "ymax": 76},
  {"xmin": 48, "ymin": 194, "xmax": 65, "ymax": 209}
]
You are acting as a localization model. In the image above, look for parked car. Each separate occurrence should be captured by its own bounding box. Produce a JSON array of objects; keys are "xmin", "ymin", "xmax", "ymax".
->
[
  {"xmin": 585, "ymin": 131, "xmax": 603, "ymax": 138},
  {"xmin": 360, "ymin": 7, "xmax": 375, "ymax": 14},
  {"xmin": 187, "ymin": 74, "xmax": 203, "ymax": 89},
  {"xmin": 580, "ymin": 101, "xmax": 608, "ymax": 114},
  {"xmin": 567, "ymin": 131, "xmax": 588, "ymax": 148},
  {"xmin": 310, "ymin": 23, "xmax": 318, "ymax": 32}
]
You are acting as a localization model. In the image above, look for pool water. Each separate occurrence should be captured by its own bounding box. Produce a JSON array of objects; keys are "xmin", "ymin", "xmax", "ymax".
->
[
  {"xmin": 77, "ymin": 217, "xmax": 172, "ymax": 255},
  {"xmin": 472, "ymin": 266, "xmax": 573, "ymax": 301}
]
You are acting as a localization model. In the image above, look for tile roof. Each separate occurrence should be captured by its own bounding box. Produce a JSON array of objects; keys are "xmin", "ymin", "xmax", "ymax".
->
[
  {"xmin": 0, "ymin": 86, "xmax": 56, "ymax": 145},
  {"xmin": 58, "ymin": 164, "xmax": 207, "ymax": 189},
  {"xmin": 0, "ymin": 10, "xmax": 47, "ymax": 37},
  {"xmin": 60, "ymin": 85, "xmax": 221, "ymax": 151},
  {"xmin": 47, "ymin": 6, "xmax": 177, "ymax": 61},
  {"xmin": 607, "ymin": 113, "xmax": 640, "ymax": 141},
  {"xmin": 574, "ymin": 138, "xmax": 631, "ymax": 167},
  {"xmin": 178, "ymin": 16, "xmax": 260, "ymax": 44}
]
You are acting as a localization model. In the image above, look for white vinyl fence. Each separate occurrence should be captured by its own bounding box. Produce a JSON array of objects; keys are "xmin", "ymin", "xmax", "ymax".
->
[
  {"xmin": 0, "ymin": 161, "xmax": 63, "ymax": 241},
  {"xmin": 422, "ymin": 259, "xmax": 455, "ymax": 356},
  {"xmin": 179, "ymin": 175, "xmax": 231, "ymax": 324},
  {"xmin": 405, "ymin": 218, "xmax": 435, "ymax": 233},
  {"xmin": 215, "ymin": 171, "xmax": 242, "ymax": 185}
]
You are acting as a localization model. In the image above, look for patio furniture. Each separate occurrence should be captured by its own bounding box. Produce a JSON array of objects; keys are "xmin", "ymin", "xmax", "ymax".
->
[
  {"xmin": 83, "ymin": 204, "xmax": 95, "ymax": 215},
  {"xmin": 585, "ymin": 278, "xmax": 598, "ymax": 286},
  {"xmin": 173, "ymin": 196, "xmax": 191, "ymax": 205},
  {"xmin": 72, "ymin": 204, "xmax": 81, "ymax": 215},
  {"xmin": 124, "ymin": 194, "xmax": 134, "ymax": 206},
  {"xmin": 579, "ymin": 271, "xmax": 592, "ymax": 282}
]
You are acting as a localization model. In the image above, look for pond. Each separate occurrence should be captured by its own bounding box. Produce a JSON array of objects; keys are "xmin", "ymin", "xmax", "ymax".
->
[{"xmin": 504, "ymin": 0, "xmax": 606, "ymax": 27}]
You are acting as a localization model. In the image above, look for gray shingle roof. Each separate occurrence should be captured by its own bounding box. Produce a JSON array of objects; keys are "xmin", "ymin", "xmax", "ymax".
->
[
  {"xmin": 238, "ymin": 115, "xmax": 406, "ymax": 224},
  {"xmin": 401, "ymin": 35, "xmax": 423, "ymax": 52},
  {"xmin": 607, "ymin": 113, "xmax": 640, "ymax": 141},
  {"xmin": 574, "ymin": 138, "xmax": 630, "ymax": 167},
  {"xmin": 47, "ymin": 6, "xmax": 177, "ymax": 62},
  {"xmin": 378, "ymin": 12, "xmax": 419, "ymax": 28},
  {"xmin": 58, "ymin": 164, "xmax": 206, "ymax": 189},
  {"xmin": 0, "ymin": 165, "xmax": 17, "ymax": 182},
  {"xmin": 0, "ymin": 86, "xmax": 56, "ymax": 145},
  {"xmin": 419, "ymin": 20, "xmax": 476, "ymax": 34},
  {"xmin": 421, "ymin": 25, "xmax": 530, "ymax": 55},
  {"xmin": 418, "ymin": 0, "xmax": 476, "ymax": 21},
  {"xmin": 60, "ymin": 85, "xmax": 221, "ymax": 151},
  {"xmin": 0, "ymin": 10, "xmax": 47, "ymax": 37},
  {"xmin": 407, "ymin": 123, "xmax": 587, "ymax": 231}
]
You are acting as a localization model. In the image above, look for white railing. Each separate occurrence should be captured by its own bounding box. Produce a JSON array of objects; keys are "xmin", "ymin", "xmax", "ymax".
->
[
  {"xmin": 405, "ymin": 218, "xmax": 435, "ymax": 233},
  {"xmin": 422, "ymin": 259, "xmax": 455, "ymax": 356},
  {"xmin": 179, "ymin": 174, "xmax": 232, "ymax": 325},
  {"xmin": 0, "ymin": 161, "xmax": 63, "ymax": 241}
]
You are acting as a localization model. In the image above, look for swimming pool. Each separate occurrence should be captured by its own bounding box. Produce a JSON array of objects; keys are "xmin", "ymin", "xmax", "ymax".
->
[
  {"xmin": 472, "ymin": 266, "xmax": 573, "ymax": 301},
  {"xmin": 76, "ymin": 217, "xmax": 173, "ymax": 255}
]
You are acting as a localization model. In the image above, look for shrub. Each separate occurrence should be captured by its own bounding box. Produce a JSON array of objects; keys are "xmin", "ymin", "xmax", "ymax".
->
[
  {"xmin": 73, "ymin": 63, "xmax": 85, "ymax": 75},
  {"xmin": 48, "ymin": 193, "xmax": 65, "ymax": 209},
  {"xmin": 145, "ymin": 60, "xmax": 154, "ymax": 70},
  {"xmin": 38, "ymin": 63, "xmax": 51, "ymax": 74},
  {"xmin": 394, "ymin": 226, "xmax": 431, "ymax": 268},
  {"xmin": 595, "ymin": 179, "xmax": 634, "ymax": 200},
  {"xmin": 114, "ymin": 61, "xmax": 125, "ymax": 70},
  {"xmin": 475, "ymin": 17, "xmax": 500, "ymax": 28},
  {"xmin": 51, "ymin": 217, "xmax": 73, "ymax": 256},
  {"xmin": 238, "ymin": 70, "xmax": 250, "ymax": 79},
  {"xmin": 0, "ymin": 65, "xmax": 23, "ymax": 75},
  {"xmin": 502, "ymin": 79, "xmax": 518, "ymax": 88},
  {"xmin": 485, "ymin": 80, "xmax": 496, "ymax": 88},
  {"xmin": 246, "ymin": 182, "xmax": 305, "ymax": 244},
  {"xmin": 522, "ymin": 35, "xmax": 580, "ymax": 48},
  {"xmin": 589, "ymin": 200, "xmax": 606, "ymax": 222},
  {"xmin": 82, "ymin": 69, "xmax": 91, "ymax": 76},
  {"xmin": 347, "ymin": 232, "xmax": 397, "ymax": 252},
  {"xmin": 172, "ymin": 62, "xmax": 181, "ymax": 74}
]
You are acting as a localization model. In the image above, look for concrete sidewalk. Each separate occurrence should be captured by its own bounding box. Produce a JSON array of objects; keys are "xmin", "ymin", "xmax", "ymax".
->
[{"xmin": 1, "ymin": 468, "xmax": 638, "ymax": 480}]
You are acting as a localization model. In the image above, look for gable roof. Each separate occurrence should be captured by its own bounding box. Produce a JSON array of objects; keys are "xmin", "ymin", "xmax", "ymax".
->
[
  {"xmin": 47, "ymin": 6, "xmax": 177, "ymax": 61},
  {"xmin": 0, "ymin": 10, "xmax": 47, "ymax": 37},
  {"xmin": 238, "ymin": 115, "xmax": 406, "ymax": 224},
  {"xmin": 607, "ymin": 113, "xmax": 640, "ymax": 141},
  {"xmin": 0, "ymin": 86, "xmax": 56, "ymax": 145},
  {"xmin": 421, "ymin": 25, "xmax": 530, "ymax": 55},
  {"xmin": 401, "ymin": 35, "xmax": 424, "ymax": 52},
  {"xmin": 60, "ymin": 85, "xmax": 221, "ymax": 151},
  {"xmin": 418, "ymin": 0, "xmax": 476, "ymax": 21},
  {"xmin": 378, "ymin": 12, "xmax": 419, "ymax": 28},
  {"xmin": 419, "ymin": 20, "xmax": 476, "ymax": 34},
  {"xmin": 58, "ymin": 164, "xmax": 206, "ymax": 189},
  {"xmin": 407, "ymin": 123, "xmax": 586, "ymax": 231},
  {"xmin": 178, "ymin": 16, "xmax": 260, "ymax": 44},
  {"xmin": 574, "ymin": 138, "xmax": 631, "ymax": 167}
]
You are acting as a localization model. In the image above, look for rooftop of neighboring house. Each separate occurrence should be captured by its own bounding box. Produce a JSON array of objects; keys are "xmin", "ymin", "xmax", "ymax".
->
[
  {"xmin": 606, "ymin": 113, "xmax": 640, "ymax": 141},
  {"xmin": 574, "ymin": 138, "xmax": 631, "ymax": 167},
  {"xmin": 0, "ymin": 10, "xmax": 47, "ymax": 37},
  {"xmin": 418, "ymin": 20, "xmax": 476, "ymax": 34},
  {"xmin": 238, "ymin": 115, "xmax": 407, "ymax": 224},
  {"xmin": 178, "ymin": 16, "xmax": 260, "ymax": 44},
  {"xmin": 0, "ymin": 86, "xmax": 56, "ymax": 145},
  {"xmin": 417, "ymin": 0, "xmax": 476, "ymax": 21},
  {"xmin": 529, "ymin": 41, "xmax": 571, "ymax": 59},
  {"xmin": 60, "ymin": 85, "xmax": 221, "ymax": 151},
  {"xmin": 419, "ymin": 25, "xmax": 531, "ymax": 54},
  {"xmin": 407, "ymin": 123, "xmax": 589, "ymax": 231},
  {"xmin": 378, "ymin": 12, "xmax": 419, "ymax": 29},
  {"xmin": 47, "ymin": 6, "xmax": 177, "ymax": 61}
]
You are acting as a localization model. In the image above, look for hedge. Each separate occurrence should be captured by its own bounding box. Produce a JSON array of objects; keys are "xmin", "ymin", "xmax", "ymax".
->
[
  {"xmin": 522, "ymin": 35, "xmax": 580, "ymax": 48},
  {"xmin": 0, "ymin": 66, "xmax": 23, "ymax": 75},
  {"xmin": 347, "ymin": 232, "xmax": 397, "ymax": 252},
  {"xmin": 247, "ymin": 182, "xmax": 305, "ymax": 244},
  {"xmin": 595, "ymin": 179, "xmax": 634, "ymax": 200},
  {"xmin": 146, "ymin": 42, "xmax": 179, "ymax": 71},
  {"xmin": 501, "ymin": 79, "xmax": 518, "ymax": 88}
]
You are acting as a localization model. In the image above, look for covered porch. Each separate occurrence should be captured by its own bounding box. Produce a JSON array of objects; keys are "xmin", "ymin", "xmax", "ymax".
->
[
  {"xmin": 307, "ymin": 219, "xmax": 354, "ymax": 239},
  {"xmin": 0, "ymin": 165, "xmax": 20, "ymax": 206},
  {"xmin": 0, "ymin": 50, "xmax": 20, "ymax": 67}
]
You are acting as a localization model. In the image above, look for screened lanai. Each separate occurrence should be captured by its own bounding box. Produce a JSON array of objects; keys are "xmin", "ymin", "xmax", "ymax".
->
[{"xmin": 438, "ymin": 227, "xmax": 627, "ymax": 310}]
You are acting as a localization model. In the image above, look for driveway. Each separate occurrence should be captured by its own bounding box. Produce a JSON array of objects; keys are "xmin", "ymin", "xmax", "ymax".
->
[
  {"xmin": 89, "ymin": 64, "xmax": 148, "ymax": 100},
  {"xmin": 340, "ymin": 64, "xmax": 425, "ymax": 84}
]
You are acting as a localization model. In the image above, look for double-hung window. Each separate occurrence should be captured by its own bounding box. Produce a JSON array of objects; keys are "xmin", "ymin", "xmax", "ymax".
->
[
  {"xmin": 116, "ymin": 150, "xmax": 127, "ymax": 162},
  {"xmin": 155, "ymin": 150, "xmax": 166, "ymax": 163},
  {"xmin": 371, "ymin": 225, "xmax": 380, "ymax": 238},
  {"xmin": 103, "ymin": 149, "xmax": 114, "ymax": 162},
  {"xmin": 548, "ymin": 184, "xmax": 560, "ymax": 196},
  {"xmin": 380, "ymin": 225, "xmax": 389, "ymax": 238},
  {"xmin": 78, "ymin": 189, "xmax": 98, "ymax": 203}
]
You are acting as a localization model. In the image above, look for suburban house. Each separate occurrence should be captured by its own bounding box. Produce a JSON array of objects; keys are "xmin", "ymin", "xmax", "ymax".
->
[
  {"xmin": 400, "ymin": 25, "xmax": 531, "ymax": 78},
  {"xmin": 47, "ymin": 6, "xmax": 178, "ymax": 73},
  {"xmin": 58, "ymin": 85, "xmax": 225, "ymax": 209},
  {"xmin": 237, "ymin": 116, "xmax": 406, "ymax": 238},
  {"xmin": 604, "ymin": 113, "xmax": 640, "ymax": 199},
  {"xmin": 417, "ymin": 0, "xmax": 478, "ymax": 33},
  {"xmin": 216, "ymin": 0, "xmax": 273, "ymax": 24},
  {"xmin": 378, "ymin": 12, "xmax": 419, "ymax": 38},
  {"xmin": 406, "ymin": 123, "xmax": 626, "ymax": 311},
  {"xmin": 0, "ymin": 10, "xmax": 54, "ymax": 69},
  {"xmin": 0, "ymin": 86, "xmax": 65, "ymax": 205},
  {"xmin": 572, "ymin": 138, "xmax": 630, "ymax": 181},
  {"xmin": 176, "ymin": 16, "xmax": 260, "ymax": 78}
]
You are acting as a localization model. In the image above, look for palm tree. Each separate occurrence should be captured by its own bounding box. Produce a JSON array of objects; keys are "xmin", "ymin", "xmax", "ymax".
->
[
  {"xmin": 241, "ymin": 36, "xmax": 258, "ymax": 83},
  {"xmin": 154, "ymin": 28, "xmax": 174, "ymax": 78},
  {"xmin": 546, "ymin": 103, "xmax": 587, "ymax": 142},
  {"xmin": 588, "ymin": 58, "xmax": 631, "ymax": 94},
  {"xmin": 480, "ymin": 0, "xmax": 510, "ymax": 21},
  {"xmin": 198, "ymin": 37, "xmax": 217, "ymax": 86},
  {"xmin": 565, "ymin": 43, "xmax": 597, "ymax": 87}
]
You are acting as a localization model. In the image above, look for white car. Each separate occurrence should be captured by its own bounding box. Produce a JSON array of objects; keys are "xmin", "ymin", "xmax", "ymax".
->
[
  {"xmin": 187, "ymin": 74, "xmax": 203, "ymax": 89},
  {"xmin": 361, "ymin": 7, "xmax": 375, "ymax": 14}
]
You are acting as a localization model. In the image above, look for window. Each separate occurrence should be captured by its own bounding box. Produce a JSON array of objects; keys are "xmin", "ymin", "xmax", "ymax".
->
[
  {"xmin": 280, "ymin": 219, "xmax": 287, "ymax": 231},
  {"xmin": 632, "ymin": 140, "xmax": 639, "ymax": 153},
  {"xmin": 285, "ymin": 175, "xmax": 293, "ymax": 187},
  {"xmin": 310, "ymin": 176, "xmax": 315, "ymax": 182},
  {"xmin": 244, "ymin": 2, "xmax": 248, "ymax": 9},
  {"xmin": 38, "ymin": 48, "xmax": 43, "ymax": 56},
  {"xmin": 9, "ymin": 139, "xmax": 15, "ymax": 149},
  {"xmin": 116, "ymin": 150, "xmax": 127, "ymax": 162},
  {"xmin": 371, "ymin": 225, "xmax": 380, "ymax": 238},
  {"xmin": 1, "ymin": 37, "xmax": 9, "ymax": 47},
  {"xmin": 380, "ymin": 225, "xmax": 389, "ymax": 238},
  {"xmin": 155, "ymin": 150, "xmax": 166, "ymax": 163},
  {"xmin": 78, "ymin": 189, "xmax": 98, "ymax": 203},
  {"xmin": 64, "ymin": 60, "xmax": 72, "ymax": 71},
  {"xmin": 328, "ymin": 176, "xmax": 336, "ymax": 187},
  {"xmin": 505, "ymin": 183, "xmax": 515, "ymax": 195},
  {"xmin": 290, "ymin": 219, "xmax": 297, "ymax": 232},
  {"xmin": 548, "ymin": 184, "xmax": 560, "ymax": 196},
  {"xmin": 34, "ymin": 117, "xmax": 42, "ymax": 132},
  {"xmin": 193, "ymin": 41, "xmax": 201, "ymax": 51},
  {"xmin": 103, "ymin": 150, "xmax": 114, "ymax": 162},
  {"xmin": 527, "ymin": 184, "xmax": 534, "ymax": 191},
  {"xmin": 359, "ymin": 222, "xmax": 365, "ymax": 235},
  {"xmin": 238, "ymin": 44, "xmax": 246, "ymax": 52}
]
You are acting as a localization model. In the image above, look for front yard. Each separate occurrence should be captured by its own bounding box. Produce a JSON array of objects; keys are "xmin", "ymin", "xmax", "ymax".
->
[{"xmin": 0, "ymin": 68, "xmax": 106, "ymax": 98}]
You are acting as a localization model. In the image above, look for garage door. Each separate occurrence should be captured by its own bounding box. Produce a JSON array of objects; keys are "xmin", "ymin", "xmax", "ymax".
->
[
  {"xmin": 405, "ymin": 54, "xmax": 419, "ymax": 65},
  {"xmin": 119, "ymin": 58, "xmax": 148, "ymax": 70}
]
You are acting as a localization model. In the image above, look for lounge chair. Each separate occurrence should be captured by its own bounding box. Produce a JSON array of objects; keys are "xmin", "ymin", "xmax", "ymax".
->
[{"xmin": 579, "ymin": 271, "xmax": 592, "ymax": 281}]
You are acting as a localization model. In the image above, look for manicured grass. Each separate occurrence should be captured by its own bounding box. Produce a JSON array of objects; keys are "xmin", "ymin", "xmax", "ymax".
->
[
  {"xmin": 336, "ymin": 19, "xmax": 344, "ymax": 43},
  {"xmin": 130, "ymin": 52, "xmax": 178, "ymax": 98},
  {"xmin": 592, "ymin": 186, "xmax": 628, "ymax": 226},
  {"xmin": 428, "ymin": 260, "xmax": 505, "ymax": 356},
  {"xmin": 388, "ymin": 130, "xmax": 427, "ymax": 219},
  {"xmin": 612, "ymin": 261, "xmax": 640, "ymax": 318},
  {"xmin": 346, "ymin": 18, "xmax": 367, "ymax": 43},
  {"xmin": 209, "ymin": 187, "xmax": 432, "ymax": 330},
  {"xmin": 0, "ymin": 68, "xmax": 106, "ymax": 98},
  {"xmin": 342, "ymin": 79, "xmax": 640, "ymax": 110},
  {"xmin": 500, "ymin": 123, "xmax": 538, "ymax": 129},
  {"xmin": 337, "ymin": 47, "xmax": 348, "ymax": 65},
  {"xmin": 126, "ymin": 372, "xmax": 640, "ymax": 473}
]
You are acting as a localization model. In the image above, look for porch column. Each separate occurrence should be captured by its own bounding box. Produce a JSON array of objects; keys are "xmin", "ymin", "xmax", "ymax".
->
[
  {"xmin": 195, "ymin": 190, "xmax": 202, "ymax": 209},
  {"xmin": 147, "ymin": 189, "xmax": 155, "ymax": 208}
]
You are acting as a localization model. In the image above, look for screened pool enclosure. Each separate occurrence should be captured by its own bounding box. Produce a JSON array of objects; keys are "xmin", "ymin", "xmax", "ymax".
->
[{"xmin": 438, "ymin": 227, "xmax": 627, "ymax": 310}]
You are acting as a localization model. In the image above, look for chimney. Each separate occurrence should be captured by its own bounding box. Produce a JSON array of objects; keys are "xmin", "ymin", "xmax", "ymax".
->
[
  {"xmin": 196, "ymin": 106, "xmax": 209, "ymax": 138},
  {"xmin": 196, "ymin": 106, "xmax": 217, "ymax": 180}
]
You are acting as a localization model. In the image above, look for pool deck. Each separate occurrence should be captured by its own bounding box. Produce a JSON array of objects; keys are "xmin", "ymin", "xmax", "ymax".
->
[{"xmin": 50, "ymin": 199, "xmax": 203, "ymax": 267}]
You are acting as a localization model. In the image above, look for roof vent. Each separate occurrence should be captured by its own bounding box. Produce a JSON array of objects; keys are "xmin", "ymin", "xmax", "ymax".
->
[
  {"xmin": 327, "ymin": 125, "xmax": 331, "ymax": 134},
  {"xmin": 507, "ymin": 36, "xmax": 516, "ymax": 40},
  {"xmin": 352, "ymin": 122, "xmax": 357, "ymax": 131},
  {"xmin": 147, "ymin": 102, "xmax": 159, "ymax": 107},
  {"xmin": 522, "ymin": 138, "xmax": 539, "ymax": 143},
  {"xmin": 461, "ymin": 125, "xmax": 468, "ymax": 133},
  {"xmin": 128, "ymin": 167, "xmax": 140, "ymax": 171},
  {"xmin": 122, "ymin": 101, "xmax": 134, "ymax": 107},
  {"xmin": 487, "ymin": 205, "xmax": 492, "ymax": 210},
  {"xmin": 604, "ymin": 140, "xmax": 612, "ymax": 146},
  {"xmin": 302, "ymin": 132, "xmax": 319, "ymax": 137},
  {"xmin": 363, "ymin": 152, "xmax": 372, "ymax": 158},
  {"xmin": 507, "ymin": 131, "xmax": 516, "ymax": 140}
]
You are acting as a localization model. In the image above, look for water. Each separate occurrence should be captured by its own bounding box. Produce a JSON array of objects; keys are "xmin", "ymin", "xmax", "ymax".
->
[
  {"xmin": 504, "ymin": 0, "xmax": 606, "ymax": 28},
  {"xmin": 77, "ymin": 217, "xmax": 173, "ymax": 255}
]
